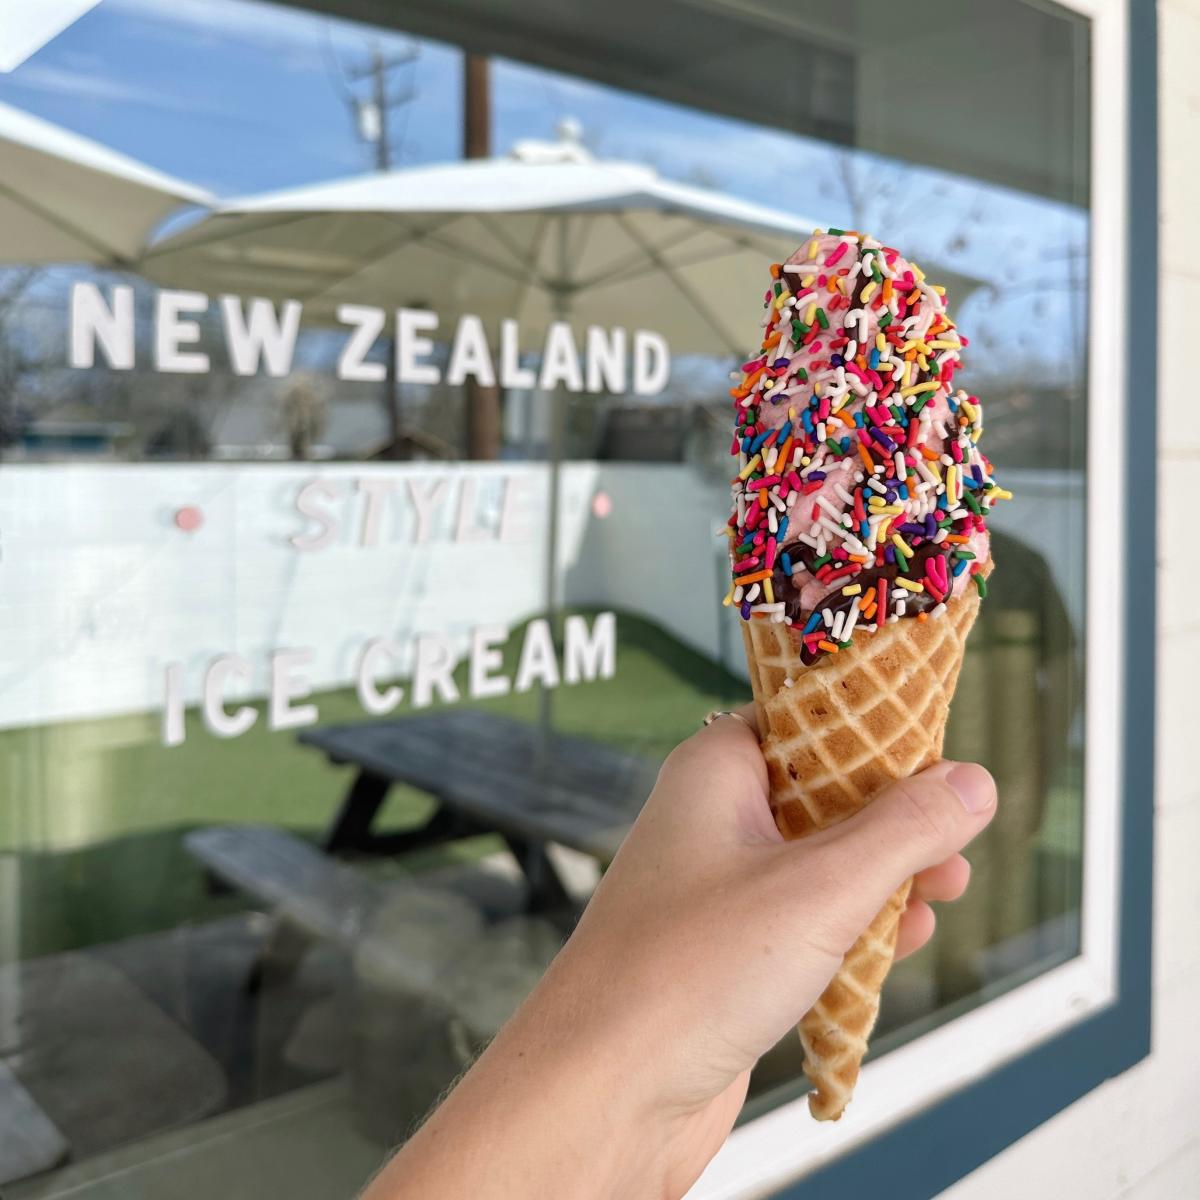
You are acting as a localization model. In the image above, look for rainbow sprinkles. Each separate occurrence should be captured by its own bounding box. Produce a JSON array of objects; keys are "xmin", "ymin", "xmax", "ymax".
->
[{"xmin": 724, "ymin": 230, "xmax": 1011, "ymax": 665}]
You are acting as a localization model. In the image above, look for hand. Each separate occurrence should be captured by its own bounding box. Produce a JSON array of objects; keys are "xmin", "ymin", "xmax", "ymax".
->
[{"xmin": 367, "ymin": 706, "xmax": 997, "ymax": 1200}]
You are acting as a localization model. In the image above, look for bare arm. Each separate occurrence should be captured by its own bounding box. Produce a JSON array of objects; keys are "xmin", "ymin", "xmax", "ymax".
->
[{"xmin": 365, "ymin": 708, "xmax": 996, "ymax": 1199}]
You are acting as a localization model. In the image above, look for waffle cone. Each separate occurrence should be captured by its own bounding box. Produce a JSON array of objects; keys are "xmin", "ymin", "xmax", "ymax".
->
[{"xmin": 741, "ymin": 582, "xmax": 984, "ymax": 1120}]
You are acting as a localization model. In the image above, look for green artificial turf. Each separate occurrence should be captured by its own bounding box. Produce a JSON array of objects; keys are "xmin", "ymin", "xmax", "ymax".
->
[
  {"xmin": 0, "ymin": 603, "xmax": 1082, "ymax": 962},
  {"xmin": 0, "ymin": 610, "xmax": 750, "ymax": 957},
  {"xmin": 0, "ymin": 608, "xmax": 748, "ymax": 853}
]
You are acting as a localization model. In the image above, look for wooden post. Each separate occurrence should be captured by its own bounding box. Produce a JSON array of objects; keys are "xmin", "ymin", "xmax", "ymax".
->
[
  {"xmin": 463, "ymin": 54, "xmax": 501, "ymax": 461},
  {"xmin": 463, "ymin": 54, "xmax": 491, "ymax": 159}
]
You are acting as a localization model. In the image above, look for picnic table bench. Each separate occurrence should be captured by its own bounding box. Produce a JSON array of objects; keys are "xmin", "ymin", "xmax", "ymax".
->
[
  {"xmin": 186, "ymin": 824, "xmax": 388, "ymax": 948},
  {"xmin": 0, "ymin": 1061, "xmax": 69, "ymax": 1186},
  {"xmin": 185, "ymin": 823, "xmax": 572, "ymax": 1130},
  {"xmin": 186, "ymin": 711, "xmax": 659, "ymax": 1040}
]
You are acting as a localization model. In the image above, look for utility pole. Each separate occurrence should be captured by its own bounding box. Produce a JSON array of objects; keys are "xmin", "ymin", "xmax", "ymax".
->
[
  {"xmin": 347, "ymin": 41, "xmax": 418, "ymax": 171},
  {"xmin": 340, "ymin": 40, "xmax": 418, "ymax": 456},
  {"xmin": 463, "ymin": 54, "xmax": 502, "ymax": 461},
  {"xmin": 369, "ymin": 45, "xmax": 391, "ymax": 171}
]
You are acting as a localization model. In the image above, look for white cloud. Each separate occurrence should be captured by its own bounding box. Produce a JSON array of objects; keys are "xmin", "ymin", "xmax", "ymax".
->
[
  {"xmin": 104, "ymin": 0, "xmax": 405, "ymax": 56},
  {"xmin": 12, "ymin": 60, "xmax": 241, "ymax": 117}
]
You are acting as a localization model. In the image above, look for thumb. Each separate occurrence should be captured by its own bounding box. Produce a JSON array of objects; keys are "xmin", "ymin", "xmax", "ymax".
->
[{"xmin": 814, "ymin": 761, "xmax": 997, "ymax": 939}]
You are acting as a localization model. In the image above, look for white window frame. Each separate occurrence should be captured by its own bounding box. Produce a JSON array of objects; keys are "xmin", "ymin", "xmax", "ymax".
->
[{"xmin": 691, "ymin": 0, "xmax": 1128, "ymax": 1194}]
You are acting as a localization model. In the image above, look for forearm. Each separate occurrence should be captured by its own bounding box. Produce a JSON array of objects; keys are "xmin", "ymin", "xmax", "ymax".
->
[
  {"xmin": 358, "ymin": 719, "xmax": 996, "ymax": 1200},
  {"xmin": 363, "ymin": 960, "xmax": 674, "ymax": 1200}
]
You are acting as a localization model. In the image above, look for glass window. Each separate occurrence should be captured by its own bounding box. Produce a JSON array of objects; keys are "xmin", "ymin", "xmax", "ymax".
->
[{"xmin": 0, "ymin": 0, "xmax": 1103, "ymax": 1194}]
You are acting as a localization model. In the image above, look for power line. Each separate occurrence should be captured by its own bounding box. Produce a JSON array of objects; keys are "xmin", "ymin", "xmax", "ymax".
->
[
  {"xmin": 350, "ymin": 42, "xmax": 419, "ymax": 171},
  {"xmin": 323, "ymin": 29, "xmax": 420, "ymax": 171}
]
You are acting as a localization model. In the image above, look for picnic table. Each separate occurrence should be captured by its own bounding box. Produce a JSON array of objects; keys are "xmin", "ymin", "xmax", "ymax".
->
[{"xmin": 299, "ymin": 709, "xmax": 661, "ymax": 911}]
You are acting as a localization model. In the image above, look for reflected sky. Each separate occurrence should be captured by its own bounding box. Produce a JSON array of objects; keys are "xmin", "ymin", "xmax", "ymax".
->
[{"xmin": 0, "ymin": 0, "xmax": 1087, "ymax": 381}]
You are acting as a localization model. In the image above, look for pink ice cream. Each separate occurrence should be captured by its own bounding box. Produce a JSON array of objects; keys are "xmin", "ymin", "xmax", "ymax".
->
[{"xmin": 726, "ymin": 230, "xmax": 1009, "ymax": 663}]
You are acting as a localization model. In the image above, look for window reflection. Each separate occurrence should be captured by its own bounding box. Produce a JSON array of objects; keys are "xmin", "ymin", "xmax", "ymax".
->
[{"xmin": 0, "ymin": 0, "xmax": 1087, "ymax": 1187}]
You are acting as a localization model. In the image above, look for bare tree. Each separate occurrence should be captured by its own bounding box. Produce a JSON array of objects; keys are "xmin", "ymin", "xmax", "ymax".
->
[
  {"xmin": 0, "ymin": 268, "xmax": 40, "ymax": 448},
  {"xmin": 812, "ymin": 147, "xmax": 990, "ymax": 265},
  {"xmin": 278, "ymin": 374, "xmax": 329, "ymax": 460}
]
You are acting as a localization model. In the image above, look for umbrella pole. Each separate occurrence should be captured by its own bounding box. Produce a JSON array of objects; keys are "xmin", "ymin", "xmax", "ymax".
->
[
  {"xmin": 381, "ymin": 334, "xmax": 404, "ymax": 460},
  {"xmin": 536, "ymin": 304, "xmax": 567, "ymax": 747},
  {"xmin": 536, "ymin": 222, "xmax": 572, "ymax": 749}
]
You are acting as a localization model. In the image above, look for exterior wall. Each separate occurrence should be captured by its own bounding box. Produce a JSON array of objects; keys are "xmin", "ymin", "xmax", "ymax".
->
[{"xmin": 936, "ymin": 3, "xmax": 1200, "ymax": 1196}]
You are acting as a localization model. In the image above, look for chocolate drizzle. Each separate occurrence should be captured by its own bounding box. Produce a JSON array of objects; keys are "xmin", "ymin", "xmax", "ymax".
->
[
  {"xmin": 849, "ymin": 257, "xmax": 876, "ymax": 312},
  {"xmin": 773, "ymin": 541, "xmax": 950, "ymax": 665}
]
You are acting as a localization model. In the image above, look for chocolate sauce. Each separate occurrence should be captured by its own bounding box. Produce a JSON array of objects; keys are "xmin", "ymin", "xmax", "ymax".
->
[
  {"xmin": 850, "ymin": 257, "xmax": 876, "ymax": 312},
  {"xmin": 773, "ymin": 541, "xmax": 950, "ymax": 665}
]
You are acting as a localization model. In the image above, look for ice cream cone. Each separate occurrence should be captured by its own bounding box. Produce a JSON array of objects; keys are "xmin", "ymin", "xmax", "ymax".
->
[
  {"xmin": 724, "ymin": 229, "xmax": 1007, "ymax": 1120},
  {"xmin": 741, "ymin": 572, "xmax": 986, "ymax": 1120}
]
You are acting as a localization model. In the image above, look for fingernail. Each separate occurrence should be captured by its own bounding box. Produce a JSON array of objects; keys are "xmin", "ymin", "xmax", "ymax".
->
[{"xmin": 946, "ymin": 763, "xmax": 996, "ymax": 814}]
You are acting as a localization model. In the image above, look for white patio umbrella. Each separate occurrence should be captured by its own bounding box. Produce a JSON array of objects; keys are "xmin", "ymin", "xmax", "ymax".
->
[
  {"xmin": 143, "ymin": 129, "xmax": 814, "ymax": 355},
  {"xmin": 140, "ymin": 129, "xmax": 843, "ymax": 680},
  {"xmin": 0, "ymin": 99, "xmax": 211, "ymax": 265},
  {"xmin": 141, "ymin": 129, "xmax": 982, "ymax": 697},
  {"xmin": 142, "ymin": 126, "xmax": 982, "ymax": 353}
]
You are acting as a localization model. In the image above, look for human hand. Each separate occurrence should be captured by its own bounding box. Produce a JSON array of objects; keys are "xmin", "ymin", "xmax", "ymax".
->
[{"xmin": 369, "ymin": 706, "xmax": 996, "ymax": 1200}]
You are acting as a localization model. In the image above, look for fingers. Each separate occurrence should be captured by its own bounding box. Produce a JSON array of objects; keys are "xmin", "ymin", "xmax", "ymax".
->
[
  {"xmin": 662, "ymin": 706, "xmax": 767, "ymax": 794},
  {"xmin": 793, "ymin": 761, "xmax": 995, "ymax": 947},
  {"xmin": 733, "ymin": 703, "xmax": 760, "ymax": 738},
  {"xmin": 894, "ymin": 858, "xmax": 971, "ymax": 960},
  {"xmin": 837, "ymin": 760, "xmax": 994, "ymax": 879},
  {"xmin": 912, "ymin": 854, "xmax": 971, "ymax": 903},
  {"xmin": 894, "ymin": 898, "xmax": 935, "ymax": 960},
  {"xmin": 647, "ymin": 704, "xmax": 773, "ymax": 844}
]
